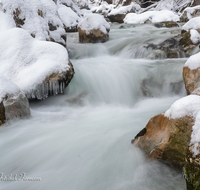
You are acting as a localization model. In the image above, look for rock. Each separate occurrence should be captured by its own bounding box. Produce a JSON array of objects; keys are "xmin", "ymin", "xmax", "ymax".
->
[
  {"xmin": 13, "ymin": 8, "xmax": 25, "ymax": 28},
  {"xmin": 154, "ymin": 21, "xmax": 179, "ymax": 28},
  {"xmin": 184, "ymin": 144, "xmax": 200, "ymax": 190},
  {"xmin": 78, "ymin": 28, "xmax": 109, "ymax": 43},
  {"xmin": 132, "ymin": 113, "xmax": 194, "ymax": 168},
  {"xmin": 26, "ymin": 60, "xmax": 75, "ymax": 100},
  {"xmin": 0, "ymin": 102, "xmax": 6, "ymax": 126},
  {"xmin": 139, "ymin": 0, "xmax": 160, "ymax": 8},
  {"xmin": 3, "ymin": 92, "xmax": 30, "ymax": 121},
  {"xmin": 180, "ymin": 6, "xmax": 200, "ymax": 22},
  {"xmin": 78, "ymin": 14, "xmax": 110, "ymax": 43},
  {"xmin": 183, "ymin": 66, "xmax": 200, "ymax": 95},
  {"xmin": 146, "ymin": 29, "xmax": 198, "ymax": 59},
  {"xmin": 107, "ymin": 3, "xmax": 140, "ymax": 23}
]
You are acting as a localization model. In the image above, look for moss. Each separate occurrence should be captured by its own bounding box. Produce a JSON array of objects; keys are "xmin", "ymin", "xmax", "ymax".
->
[
  {"xmin": 180, "ymin": 31, "xmax": 194, "ymax": 48},
  {"xmin": 0, "ymin": 101, "xmax": 6, "ymax": 126},
  {"xmin": 184, "ymin": 148, "xmax": 200, "ymax": 190}
]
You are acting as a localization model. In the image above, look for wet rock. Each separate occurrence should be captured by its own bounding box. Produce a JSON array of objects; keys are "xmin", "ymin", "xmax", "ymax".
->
[
  {"xmin": 0, "ymin": 92, "xmax": 31, "ymax": 126},
  {"xmin": 154, "ymin": 21, "xmax": 179, "ymax": 28},
  {"xmin": 184, "ymin": 144, "xmax": 200, "ymax": 190},
  {"xmin": 146, "ymin": 29, "xmax": 198, "ymax": 59},
  {"xmin": 107, "ymin": 13, "xmax": 126, "ymax": 23},
  {"xmin": 132, "ymin": 113, "xmax": 194, "ymax": 168}
]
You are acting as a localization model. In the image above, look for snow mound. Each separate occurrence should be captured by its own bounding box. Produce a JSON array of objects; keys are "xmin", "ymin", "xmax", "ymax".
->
[
  {"xmin": 0, "ymin": 28, "xmax": 69, "ymax": 94},
  {"xmin": 164, "ymin": 95, "xmax": 200, "ymax": 119},
  {"xmin": 91, "ymin": 3, "xmax": 115, "ymax": 14},
  {"xmin": 184, "ymin": 52, "xmax": 200, "ymax": 70},
  {"xmin": 78, "ymin": 13, "xmax": 110, "ymax": 35},
  {"xmin": 124, "ymin": 10, "xmax": 180, "ymax": 24},
  {"xmin": 108, "ymin": 3, "xmax": 141, "ymax": 16},
  {"xmin": 0, "ymin": 0, "xmax": 66, "ymax": 44},
  {"xmin": 0, "ymin": 75, "xmax": 20, "ymax": 102},
  {"xmin": 182, "ymin": 17, "xmax": 200, "ymax": 31},
  {"xmin": 58, "ymin": 6, "xmax": 80, "ymax": 28}
]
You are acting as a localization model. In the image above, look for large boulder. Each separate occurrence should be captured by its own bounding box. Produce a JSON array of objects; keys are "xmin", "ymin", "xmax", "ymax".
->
[
  {"xmin": 183, "ymin": 52, "xmax": 200, "ymax": 94},
  {"xmin": 132, "ymin": 95, "xmax": 200, "ymax": 168},
  {"xmin": 78, "ymin": 14, "xmax": 110, "ymax": 43},
  {"xmin": 0, "ymin": 76, "xmax": 30, "ymax": 126},
  {"xmin": 107, "ymin": 3, "xmax": 141, "ymax": 23},
  {"xmin": 0, "ymin": 28, "xmax": 74, "ymax": 100}
]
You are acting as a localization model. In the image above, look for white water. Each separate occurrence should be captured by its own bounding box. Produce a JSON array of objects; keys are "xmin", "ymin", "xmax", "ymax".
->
[{"xmin": 0, "ymin": 24, "xmax": 187, "ymax": 190}]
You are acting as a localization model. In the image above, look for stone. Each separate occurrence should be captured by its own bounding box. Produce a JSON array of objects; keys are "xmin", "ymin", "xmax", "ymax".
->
[
  {"xmin": 154, "ymin": 21, "xmax": 179, "ymax": 28},
  {"xmin": 78, "ymin": 28, "xmax": 109, "ymax": 43},
  {"xmin": 184, "ymin": 144, "xmax": 200, "ymax": 190},
  {"xmin": 180, "ymin": 6, "xmax": 200, "ymax": 22},
  {"xmin": 132, "ymin": 113, "xmax": 194, "ymax": 168},
  {"xmin": 107, "ymin": 13, "xmax": 126, "ymax": 23},
  {"xmin": 183, "ymin": 66, "xmax": 200, "ymax": 95}
]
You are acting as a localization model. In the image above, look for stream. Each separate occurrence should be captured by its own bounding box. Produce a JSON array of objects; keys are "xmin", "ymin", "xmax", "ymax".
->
[{"xmin": 0, "ymin": 24, "xmax": 187, "ymax": 190}]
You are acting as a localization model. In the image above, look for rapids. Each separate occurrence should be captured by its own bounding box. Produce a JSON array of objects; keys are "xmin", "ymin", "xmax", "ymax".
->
[{"xmin": 0, "ymin": 24, "xmax": 187, "ymax": 190}]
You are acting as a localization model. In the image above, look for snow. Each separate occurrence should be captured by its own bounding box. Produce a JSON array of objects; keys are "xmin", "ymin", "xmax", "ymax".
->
[
  {"xmin": 108, "ymin": 3, "xmax": 141, "ymax": 16},
  {"xmin": 182, "ymin": 5, "xmax": 200, "ymax": 20},
  {"xmin": 78, "ymin": 13, "xmax": 110, "ymax": 35},
  {"xmin": 190, "ymin": 29, "xmax": 200, "ymax": 44},
  {"xmin": 0, "ymin": 0, "xmax": 66, "ymax": 44},
  {"xmin": 58, "ymin": 6, "xmax": 80, "ymax": 28},
  {"xmin": 0, "ymin": 28, "xmax": 70, "ymax": 94},
  {"xmin": 182, "ymin": 17, "xmax": 200, "ymax": 31},
  {"xmin": 164, "ymin": 95, "xmax": 200, "ymax": 119},
  {"xmin": 124, "ymin": 10, "xmax": 180, "ymax": 24},
  {"xmin": 184, "ymin": 52, "xmax": 200, "ymax": 70},
  {"xmin": 0, "ymin": 11, "xmax": 15, "ymax": 33},
  {"xmin": 91, "ymin": 3, "xmax": 115, "ymax": 14},
  {"xmin": 0, "ymin": 76, "xmax": 20, "ymax": 103}
]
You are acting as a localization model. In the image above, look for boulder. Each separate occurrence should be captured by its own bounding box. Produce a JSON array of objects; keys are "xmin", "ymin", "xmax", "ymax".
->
[
  {"xmin": 154, "ymin": 21, "xmax": 179, "ymax": 28},
  {"xmin": 183, "ymin": 52, "xmax": 200, "ymax": 94},
  {"xmin": 132, "ymin": 113, "xmax": 194, "ymax": 168},
  {"xmin": 78, "ymin": 14, "xmax": 110, "ymax": 43}
]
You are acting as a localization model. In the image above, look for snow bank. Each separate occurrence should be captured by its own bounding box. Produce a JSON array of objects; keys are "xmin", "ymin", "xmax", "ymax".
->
[
  {"xmin": 0, "ymin": 76, "xmax": 20, "ymax": 102},
  {"xmin": 0, "ymin": 28, "xmax": 69, "ymax": 93},
  {"xmin": 164, "ymin": 95, "xmax": 200, "ymax": 119},
  {"xmin": 78, "ymin": 14, "xmax": 110, "ymax": 35},
  {"xmin": 182, "ymin": 17, "xmax": 200, "ymax": 31},
  {"xmin": 124, "ymin": 10, "xmax": 180, "ymax": 24},
  {"xmin": 184, "ymin": 52, "xmax": 200, "ymax": 70},
  {"xmin": 0, "ymin": 11, "xmax": 15, "ymax": 33},
  {"xmin": 91, "ymin": 3, "xmax": 115, "ymax": 13},
  {"xmin": 0, "ymin": 0, "xmax": 66, "ymax": 44},
  {"xmin": 58, "ymin": 6, "xmax": 80, "ymax": 28},
  {"xmin": 108, "ymin": 3, "xmax": 141, "ymax": 16}
]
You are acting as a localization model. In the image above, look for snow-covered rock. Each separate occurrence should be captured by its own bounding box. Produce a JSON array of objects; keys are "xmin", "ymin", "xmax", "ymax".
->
[
  {"xmin": 0, "ymin": 28, "xmax": 74, "ymax": 100},
  {"xmin": 182, "ymin": 17, "xmax": 200, "ymax": 31},
  {"xmin": 0, "ymin": 76, "xmax": 30, "ymax": 125},
  {"xmin": 58, "ymin": 6, "xmax": 80, "ymax": 32},
  {"xmin": 180, "ymin": 5, "xmax": 200, "ymax": 22},
  {"xmin": 183, "ymin": 52, "xmax": 200, "ymax": 94},
  {"xmin": 107, "ymin": 3, "xmax": 141, "ymax": 23},
  {"xmin": 0, "ymin": 0, "xmax": 67, "ymax": 46},
  {"xmin": 124, "ymin": 10, "xmax": 180, "ymax": 24},
  {"xmin": 78, "ymin": 13, "xmax": 110, "ymax": 43}
]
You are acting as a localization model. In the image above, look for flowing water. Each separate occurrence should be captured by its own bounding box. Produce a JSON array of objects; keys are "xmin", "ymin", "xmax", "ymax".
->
[{"xmin": 0, "ymin": 24, "xmax": 187, "ymax": 189}]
